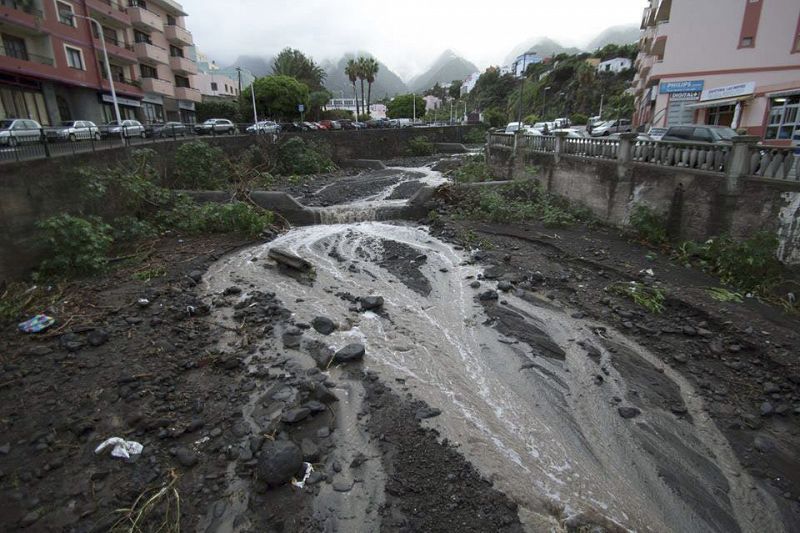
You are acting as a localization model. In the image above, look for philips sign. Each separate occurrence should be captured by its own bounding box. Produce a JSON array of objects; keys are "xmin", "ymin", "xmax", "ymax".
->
[{"xmin": 660, "ymin": 80, "xmax": 705, "ymax": 94}]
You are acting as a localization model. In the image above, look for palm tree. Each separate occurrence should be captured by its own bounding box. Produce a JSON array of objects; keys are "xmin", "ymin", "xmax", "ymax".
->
[
  {"xmin": 357, "ymin": 57, "xmax": 368, "ymax": 118},
  {"xmin": 364, "ymin": 58, "xmax": 379, "ymax": 117},
  {"xmin": 345, "ymin": 59, "xmax": 360, "ymax": 117}
]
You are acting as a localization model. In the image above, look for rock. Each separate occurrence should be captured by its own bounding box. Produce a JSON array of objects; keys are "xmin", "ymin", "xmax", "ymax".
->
[
  {"xmin": 311, "ymin": 317, "xmax": 337, "ymax": 335},
  {"xmin": 300, "ymin": 438, "xmax": 320, "ymax": 462},
  {"xmin": 175, "ymin": 447, "xmax": 198, "ymax": 468},
  {"xmin": 415, "ymin": 407, "xmax": 442, "ymax": 420},
  {"xmin": 763, "ymin": 382, "xmax": 780, "ymax": 394},
  {"xmin": 59, "ymin": 333, "xmax": 84, "ymax": 352},
  {"xmin": 673, "ymin": 353, "xmax": 688, "ymax": 364},
  {"xmin": 479, "ymin": 290, "xmax": 499, "ymax": 302},
  {"xmin": 269, "ymin": 248, "xmax": 313, "ymax": 272},
  {"xmin": 27, "ymin": 346, "xmax": 53, "ymax": 357},
  {"xmin": 223, "ymin": 286, "xmax": 242, "ymax": 296},
  {"xmin": 570, "ymin": 312, "xmax": 586, "ymax": 319},
  {"xmin": 0, "ymin": 443, "xmax": 10, "ymax": 455},
  {"xmin": 470, "ymin": 281, "xmax": 481, "ymax": 289},
  {"xmin": 20, "ymin": 508, "xmax": 44, "ymax": 527},
  {"xmin": 304, "ymin": 401, "xmax": 326, "ymax": 413},
  {"xmin": 333, "ymin": 479, "xmax": 354, "ymax": 492},
  {"xmin": 754, "ymin": 434, "xmax": 776, "ymax": 453},
  {"xmin": 617, "ymin": 406, "xmax": 641, "ymax": 419},
  {"xmin": 282, "ymin": 331, "xmax": 302, "ymax": 349},
  {"xmin": 497, "ymin": 281, "xmax": 513, "ymax": 292},
  {"xmin": 360, "ymin": 296, "xmax": 384, "ymax": 311},
  {"xmin": 282, "ymin": 408, "xmax": 311, "ymax": 424},
  {"xmin": 87, "ymin": 329, "xmax": 109, "ymax": 347},
  {"xmin": 333, "ymin": 344, "xmax": 365, "ymax": 364},
  {"xmin": 257, "ymin": 441, "xmax": 303, "ymax": 487},
  {"xmin": 188, "ymin": 270, "xmax": 204, "ymax": 283},
  {"xmin": 760, "ymin": 402, "xmax": 774, "ymax": 417}
]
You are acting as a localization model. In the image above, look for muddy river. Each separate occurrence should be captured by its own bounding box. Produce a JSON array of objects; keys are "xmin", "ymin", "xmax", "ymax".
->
[{"xmin": 203, "ymin": 164, "xmax": 786, "ymax": 532}]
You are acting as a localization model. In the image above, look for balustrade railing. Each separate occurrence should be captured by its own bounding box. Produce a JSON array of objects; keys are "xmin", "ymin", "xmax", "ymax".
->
[
  {"xmin": 632, "ymin": 139, "xmax": 731, "ymax": 172},
  {"xmin": 563, "ymin": 137, "xmax": 619, "ymax": 159},
  {"xmin": 748, "ymin": 146, "xmax": 798, "ymax": 180}
]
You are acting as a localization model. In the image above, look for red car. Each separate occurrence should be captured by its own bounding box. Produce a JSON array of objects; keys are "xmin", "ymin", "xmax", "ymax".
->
[{"xmin": 318, "ymin": 120, "xmax": 333, "ymax": 130}]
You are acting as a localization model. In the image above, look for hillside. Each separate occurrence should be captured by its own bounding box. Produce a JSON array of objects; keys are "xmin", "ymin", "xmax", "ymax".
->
[
  {"xmin": 586, "ymin": 24, "xmax": 640, "ymax": 51},
  {"xmin": 407, "ymin": 50, "xmax": 479, "ymax": 93},
  {"xmin": 504, "ymin": 38, "xmax": 582, "ymax": 65},
  {"xmin": 322, "ymin": 54, "xmax": 408, "ymax": 99},
  {"xmin": 229, "ymin": 55, "xmax": 274, "ymax": 77}
]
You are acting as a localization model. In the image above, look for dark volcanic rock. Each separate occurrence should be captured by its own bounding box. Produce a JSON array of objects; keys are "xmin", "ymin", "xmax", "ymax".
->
[
  {"xmin": 360, "ymin": 296, "xmax": 385, "ymax": 311},
  {"xmin": 87, "ymin": 329, "xmax": 109, "ymax": 347},
  {"xmin": 175, "ymin": 447, "xmax": 198, "ymax": 467},
  {"xmin": 311, "ymin": 317, "xmax": 337, "ymax": 335},
  {"xmin": 257, "ymin": 440, "xmax": 303, "ymax": 487},
  {"xmin": 282, "ymin": 408, "xmax": 311, "ymax": 423},
  {"xmin": 618, "ymin": 406, "xmax": 641, "ymax": 419},
  {"xmin": 333, "ymin": 343, "xmax": 366, "ymax": 363},
  {"xmin": 479, "ymin": 290, "xmax": 499, "ymax": 301},
  {"xmin": 415, "ymin": 407, "xmax": 442, "ymax": 420}
]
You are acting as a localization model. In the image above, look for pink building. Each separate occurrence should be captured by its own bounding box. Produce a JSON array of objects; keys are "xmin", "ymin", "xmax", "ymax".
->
[{"xmin": 633, "ymin": 0, "xmax": 800, "ymax": 145}]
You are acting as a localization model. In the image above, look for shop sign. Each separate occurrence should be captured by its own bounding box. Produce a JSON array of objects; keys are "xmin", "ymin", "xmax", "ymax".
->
[
  {"xmin": 101, "ymin": 94, "xmax": 141, "ymax": 107},
  {"xmin": 701, "ymin": 81, "xmax": 755, "ymax": 101},
  {"xmin": 660, "ymin": 80, "xmax": 704, "ymax": 94},
  {"xmin": 669, "ymin": 91, "xmax": 701, "ymax": 102}
]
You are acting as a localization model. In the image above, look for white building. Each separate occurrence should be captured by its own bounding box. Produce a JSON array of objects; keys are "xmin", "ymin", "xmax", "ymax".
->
[
  {"xmin": 424, "ymin": 95, "xmax": 442, "ymax": 111},
  {"xmin": 597, "ymin": 57, "xmax": 633, "ymax": 74},
  {"xmin": 513, "ymin": 52, "xmax": 543, "ymax": 77},
  {"xmin": 325, "ymin": 99, "xmax": 387, "ymax": 119},
  {"xmin": 460, "ymin": 72, "xmax": 481, "ymax": 97}
]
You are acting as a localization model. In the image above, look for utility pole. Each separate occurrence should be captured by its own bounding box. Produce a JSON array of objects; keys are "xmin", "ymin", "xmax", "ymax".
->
[
  {"xmin": 599, "ymin": 93, "xmax": 604, "ymax": 118},
  {"xmin": 516, "ymin": 55, "xmax": 527, "ymax": 127},
  {"xmin": 542, "ymin": 86, "xmax": 551, "ymax": 121},
  {"xmin": 236, "ymin": 66, "xmax": 242, "ymax": 95},
  {"xmin": 412, "ymin": 93, "xmax": 416, "ymax": 122}
]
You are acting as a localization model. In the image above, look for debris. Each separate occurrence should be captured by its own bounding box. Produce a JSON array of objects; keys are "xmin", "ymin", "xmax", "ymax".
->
[
  {"xmin": 137, "ymin": 298, "xmax": 150, "ymax": 308},
  {"xmin": 292, "ymin": 462, "xmax": 314, "ymax": 489},
  {"xmin": 94, "ymin": 437, "xmax": 144, "ymax": 459},
  {"xmin": 268, "ymin": 247, "xmax": 313, "ymax": 272},
  {"xmin": 18, "ymin": 315, "xmax": 55, "ymax": 333}
]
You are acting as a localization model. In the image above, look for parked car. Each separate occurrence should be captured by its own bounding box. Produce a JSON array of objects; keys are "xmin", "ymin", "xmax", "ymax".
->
[
  {"xmin": 147, "ymin": 121, "xmax": 188, "ymax": 138},
  {"xmin": 590, "ymin": 119, "xmax": 632, "ymax": 137},
  {"xmin": 319, "ymin": 120, "xmax": 342, "ymax": 130},
  {"xmin": 553, "ymin": 117, "xmax": 571, "ymax": 128},
  {"xmin": 661, "ymin": 125, "xmax": 737, "ymax": 144},
  {"xmin": 279, "ymin": 122, "xmax": 303, "ymax": 132},
  {"xmin": 389, "ymin": 118, "xmax": 413, "ymax": 128},
  {"xmin": 353, "ymin": 121, "xmax": 367, "ymax": 129},
  {"xmin": 505, "ymin": 122, "xmax": 525, "ymax": 134},
  {"xmin": 367, "ymin": 118, "xmax": 390, "ymax": 129},
  {"xmin": 49, "ymin": 120, "xmax": 100, "ymax": 142},
  {"xmin": 522, "ymin": 127, "xmax": 543, "ymax": 136},
  {"xmin": 302, "ymin": 122, "xmax": 319, "ymax": 130},
  {"xmin": 337, "ymin": 119, "xmax": 357, "ymax": 130},
  {"xmin": 608, "ymin": 132, "xmax": 653, "ymax": 142},
  {"xmin": 551, "ymin": 128, "xmax": 587, "ymax": 138},
  {"xmin": 0, "ymin": 118, "xmax": 42, "ymax": 146},
  {"xmin": 104, "ymin": 119, "xmax": 145, "ymax": 138},
  {"xmin": 245, "ymin": 120, "xmax": 279, "ymax": 134},
  {"xmin": 195, "ymin": 118, "xmax": 236, "ymax": 135},
  {"xmin": 314, "ymin": 121, "xmax": 329, "ymax": 130}
]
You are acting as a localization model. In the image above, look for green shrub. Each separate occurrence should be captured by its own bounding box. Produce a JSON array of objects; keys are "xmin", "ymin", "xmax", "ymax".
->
[
  {"xmin": 570, "ymin": 113, "xmax": 588, "ymax": 125},
  {"xmin": 629, "ymin": 205, "xmax": 668, "ymax": 245},
  {"xmin": 37, "ymin": 215, "xmax": 113, "ymax": 275},
  {"xmin": 164, "ymin": 199, "xmax": 273, "ymax": 237},
  {"xmin": 112, "ymin": 215, "xmax": 158, "ymax": 241},
  {"xmin": 703, "ymin": 233, "xmax": 782, "ymax": 294},
  {"xmin": 482, "ymin": 108, "xmax": 507, "ymax": 128},
  {"xmin": 173, "ymin": 141, "xmax": 230, "ymax": 189},
  {"xmin": 453, "ymin": 159, "xmax": 495, "ymax": 183},
  {"xmin": 523, "ymin": 114, "xmax": 540, "ymax": 125},
  {"xmin": 275, "ymin": 137, "xmax": 336, "ymax": 175},
  {"xmin": 463, "ymin": 126, "xmax": 488, "ymax": 144},
  {"xmin": 408, "ymin": 136, "xmax": 435, "ymax": 156},
  {"xmin": 609, "ymin": 281, "xmax": 665, "ymax": 313},
  {"xmin": 320, "ymin": 109, "xmax": 354, "ymax": 120}
]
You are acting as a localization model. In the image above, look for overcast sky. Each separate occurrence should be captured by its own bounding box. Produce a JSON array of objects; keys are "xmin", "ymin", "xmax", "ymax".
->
[{"xmin": 181, "ymin": 0, "xmax": 644, "ymax": 79}]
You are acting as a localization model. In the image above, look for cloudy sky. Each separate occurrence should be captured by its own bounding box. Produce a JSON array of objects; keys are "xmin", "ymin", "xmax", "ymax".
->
[{"xmin": 181, "ymin": 0, "xmax": 644, "ymax": 78}]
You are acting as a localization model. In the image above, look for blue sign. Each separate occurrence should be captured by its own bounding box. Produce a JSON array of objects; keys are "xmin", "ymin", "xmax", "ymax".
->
[
  {"xmin": 660, "ymin": 80, "xmax": 705, "ymax": 94},
  {"xmin": 297, "ymin": 104, "xmax": 305, "ymax": 112}
]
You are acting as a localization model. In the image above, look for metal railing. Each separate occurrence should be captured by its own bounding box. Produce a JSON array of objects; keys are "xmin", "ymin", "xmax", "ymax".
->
[
  {"xmin": 0, "ymin": 0, "xmax": 44, "ymax": 16},
  {"xmin": 0, "ymin": 45, "xmax": 54, "ymax": 66}
]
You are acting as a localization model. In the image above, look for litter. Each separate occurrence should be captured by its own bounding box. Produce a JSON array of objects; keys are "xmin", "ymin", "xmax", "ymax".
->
[
  {"xmin": 95, "ymin": 437, "xmax": 144, "ymax": 459},
  {"xmin": 18, "ymin": 315, "xmax": 55, "ymax": 333},
  {"xmin": 639, "ymin": 268, "xmax": 655, "ymax": 277},
  {"xmin": 137, "ymin": 298, "xmax": 150, "ymax": 307},
  {"xmin": 291, "ymin": 462, "xmax": 314, "ymax": 489}
]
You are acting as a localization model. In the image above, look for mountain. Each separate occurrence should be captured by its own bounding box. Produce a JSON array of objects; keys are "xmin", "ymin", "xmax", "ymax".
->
[
  {"xmin": 586, "ymin": 24, "xmax": 641, "ymax": 51},
  {"xmin": 322, "ymin": 54, "xmax": 408, "ymax": 100},
  {"xmin": 230, "ymin": 55, "xmax": 274, "ymax": 77},
  {"xmin": 407, "ymin": 50, "xmax": 479, "ymax": 93},
  {"xmin": 504, "ymin": 38, "xmax": 582, "ymax": 65}
]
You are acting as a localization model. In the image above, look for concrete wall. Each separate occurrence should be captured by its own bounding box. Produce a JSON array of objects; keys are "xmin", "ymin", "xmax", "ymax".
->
[
  {"xmin": 489, "ymin": 144, "xmax": 800, "ymax": 262},
  {"xmin": 0, "ymin": 126, "xmax": 479, "ymax": 283}
]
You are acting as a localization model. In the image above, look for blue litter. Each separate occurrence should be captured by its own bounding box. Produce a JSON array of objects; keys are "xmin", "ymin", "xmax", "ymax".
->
[{"xmin": 18, "ymin": 315, "xmax": 55, "ymax": 333}]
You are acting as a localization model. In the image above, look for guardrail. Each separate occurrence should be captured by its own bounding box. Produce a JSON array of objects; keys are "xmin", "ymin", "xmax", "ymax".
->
[{"xmin": 488, "ymin": 132, "xmax": 799, "ymax": 181}]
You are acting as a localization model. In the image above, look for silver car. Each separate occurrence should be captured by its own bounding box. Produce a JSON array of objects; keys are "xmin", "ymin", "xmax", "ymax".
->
[
  {"xmin": 0, "ymin": 118, "xmax": 43, "ymax": 146},
  {"xmin": 105, "ymin": 119, "xmax": 146, "ymax": 138},
  {"xmin": 54, "ymin": 120, "xmax": 101, "ymax": 141},
  {"xmin": 246, "ymin": 120, "xmax": 280, "ymax": 134}
]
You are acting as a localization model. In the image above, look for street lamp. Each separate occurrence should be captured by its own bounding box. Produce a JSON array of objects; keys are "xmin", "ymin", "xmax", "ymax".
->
[
  {"xmin": 542, "ymin": 86, "xmax": 552, "ymax": 121},
  {"xmin": 73, "ymin": 14, "xmax": 122, "ymax": 138},
  {"xmin": 516, "ymin": 55, "xmax": 528, "ymax": 126}
]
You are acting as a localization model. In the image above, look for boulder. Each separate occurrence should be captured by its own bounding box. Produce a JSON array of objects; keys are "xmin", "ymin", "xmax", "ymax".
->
[
  {"xmin": 360, "ymin": 296, "xmax": 384, "ymax": 311},
  {"xmin": 311, "ymin": 317, "xmax": 337, "ymax": 335},
  {"xmin": 333, "ymin": 343, "xmax": 366, "ymax": 363},
  {"xmin": 257, "ymin": 440, "xmax": 303, "ymax": 487}
]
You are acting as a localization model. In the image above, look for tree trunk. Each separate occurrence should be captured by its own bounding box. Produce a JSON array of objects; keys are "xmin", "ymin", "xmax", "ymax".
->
[
  {"xmin": 367, "ymin": 83, "xmax": 372, "ymax": 118},
  {"xmin": 353, "ymin": 83, "xmax": 359, "ymax": 117},
  {"xmin": 360, "ymin": 79, "xmax": 366, "ymax": 118}
]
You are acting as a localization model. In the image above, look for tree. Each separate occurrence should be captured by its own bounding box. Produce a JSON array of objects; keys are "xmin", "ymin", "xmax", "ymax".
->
[
  {"xmin": 482, "ymin": 107, "xmax": 506, "ymax": 127},
  {"xmin": 363, "ymin": 57, "xmax": 379, "ymax": 117},
  {"xmin": 271, "ymin": 48, "xmax": 326, "ymax": 90},
  {"xmin": 449, "ymin": 80, "xmax": 463, "ymax": 100},
  {"xmin": 345, "ymin": 59, "xmax": 360, "ymax": 117},
  {"xmin": 196, "ymin": 99, "xmax": 241, "ymax": 123},
  {"xmin": 387, "ymin": 94, "xmax": 424, "ymax": 119},
  {"xmin": 309, "ymin": 89, "xmax": 332, "ymax": 121},
  {"xmin": 241, "ymin": 75, "xmax": 309, "ymax": 121},
  {"xmin": 357, "ymin": 57, "xmax": 368, "ymax": 117}
]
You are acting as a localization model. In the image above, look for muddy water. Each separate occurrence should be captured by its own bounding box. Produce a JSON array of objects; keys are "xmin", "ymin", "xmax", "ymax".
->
[{"xmin": 203, "ymin": 166, "xmax": 786, "ymax": 533}]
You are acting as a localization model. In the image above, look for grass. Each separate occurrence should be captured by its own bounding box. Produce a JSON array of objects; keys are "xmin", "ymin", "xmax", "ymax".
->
[
  {"xmin": 132, "ymin": 267, "xmax": 166, "ymax": 283},
  {"xmin": 609, "ymin": 281, "xmax": 666, "ymax": 313},
  {"xmin": 110, "ymin": 471, "xmax": 181, "ymax": 533}
]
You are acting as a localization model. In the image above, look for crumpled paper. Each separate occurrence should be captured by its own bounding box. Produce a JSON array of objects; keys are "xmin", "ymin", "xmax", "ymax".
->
[
  {"xmin": 95, "ymin": 437, "xmax": 144, "ymax": 459},
  {"xmin": 291, "ymin": 462, "xmax": 314, "ymax": 489}
]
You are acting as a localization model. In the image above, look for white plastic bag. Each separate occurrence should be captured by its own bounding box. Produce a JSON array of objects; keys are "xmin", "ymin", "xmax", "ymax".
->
[{"xmin": 95, "ymin": 437, "xmax": 144, "ymax": 459}]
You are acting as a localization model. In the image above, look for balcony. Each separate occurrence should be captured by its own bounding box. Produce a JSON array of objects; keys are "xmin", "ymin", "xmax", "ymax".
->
[
  {"xmin": 100, "ymin": 75, "xmax": 143, "ymax": 97},
  {"xmin": 140, "ymin": 76, "xmax": 173, "ymax": 97},
  {"xmin": 85, "ymin": 0, "xmax": 130, "ymax": 25},
  {"xmin": 128, "ymin": 5, "xmax": 162, "ymax": 32},
  {"xmin": 0, "ymin": 44, "xmax": 54, "ymax": 72},
  {"xmin": 95, "ymin": 34, "xmax": 137, "ymax": 63},
  {"xmin": 134, "ymin": 41, "xmax": 168, "ymax": 64},
  {"xmin": 164, "ymin": 24, "xmax": 192, "ymax": 46},
  {"xmin": 169, "ymin": 54, "xmax": 196, "ymax": 75},
  {"xmin": 174, "ymin": 86, "xmax": 200, "ymax": 103}
]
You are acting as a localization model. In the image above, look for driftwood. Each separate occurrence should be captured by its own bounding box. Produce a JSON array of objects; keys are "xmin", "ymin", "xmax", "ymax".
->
[{"xmin": 267, "ymin": 248, "xmax": 313, "ymax": 272}]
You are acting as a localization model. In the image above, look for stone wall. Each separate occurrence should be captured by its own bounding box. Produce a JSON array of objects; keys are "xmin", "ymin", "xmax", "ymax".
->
[
  {"xmin": 0, "ymin": 127, "xmax": 478, "ymax": 283},
  {"xmin": 488, "ymin": 139, "xmax": 800, "ymax": 263}
]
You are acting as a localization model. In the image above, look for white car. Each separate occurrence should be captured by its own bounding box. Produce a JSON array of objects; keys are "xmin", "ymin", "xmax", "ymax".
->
[
  {"xmin": 505, "ymin": 122, "xmax": 525, "ymax": 134},
  {"xmin": 105, "ymin": 119, "xmax": 145, "ymax": 138},
  {"xmin": 53, "ymin": 120, "xmax": 100, "ymax": 141},
  {"xmin": 522, "ymin": 127, "xmax": 543, "ymax": 136},
  {"xmin": 590, "ymin": 119, "xmax": 632, "ymax": 137},
  {"xmin": 246, "ymin": 121, "xmax": 280, "ymax": 134},
  {"xmin": 552, "ymin": 128, "xmax": 587, "ymax": 138},
  {"xmin": 0, "ymin": 118, "xmax": 42, "ymax": 146}
]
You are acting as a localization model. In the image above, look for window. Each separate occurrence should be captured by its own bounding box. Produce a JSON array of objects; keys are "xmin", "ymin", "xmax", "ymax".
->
[
  {"xmin": 129, "ymin": 0, "xmax": 147, "ymax": 8},
  {"xmin": 794, "ymin": 12, "xmax": 800, "ymax": 53},
  {"xmin": 166, "ymin": 14, "xmax": 177, "ymax": 26},
  {"xmin": 706, "ymin": 105, "xmax": 735, "ymax": 127},
  {"xmin": 142, "ymin": 102, "xmax": 164, "ymax": 123},
  {"xmin": 140, "ymin": 64, "xmax": 157, "ymax": 78},
  {"xmin": 56, "ymin": 1, "xmax": 75, "ymax": 26},
  {"xmin": 738, "ymin": 0, "xmax": 762, "ymax": 49},
  {"xmin": 169, "ymin": 45, "xmax": 183, "ymax": 58},
  {"xmin": 174, "ymin": 75, "xmax": 190, "ymax": 88},
  {"xmin": 210, "ymin": 82, "xmax": 218, "ymax": 91},
  {"xmin": 65, "ymin": 45, "xmax": 85, "ymax": 70},
  {"xmin": 2, "ymin": 34, "xmax": 28, "ymax": 61},
  {"xmin": 765, "ymin": 95, "xmax": 800, "ymax": 140},
  {"xmin": 134, "ymin": 30, "xmax": 151, "ymax": 44}
]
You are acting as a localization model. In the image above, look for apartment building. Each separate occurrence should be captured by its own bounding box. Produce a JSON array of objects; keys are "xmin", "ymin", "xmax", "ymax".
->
[
  {"xmin": 0, "ymin": 0, "xmax": 200, "ymax": 126},
  {"xmin": 193, "ymin": 49, "xmax": 254, "ymax": 101},
  {"xmin": 633, "ymin": 0, "xmax": 800, "ymax": 144}
]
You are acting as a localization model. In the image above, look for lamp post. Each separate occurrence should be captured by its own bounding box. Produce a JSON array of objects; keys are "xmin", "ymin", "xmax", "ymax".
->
[
  {"xmin": 412, "ymin": 93, "xmax": 416, "ymax": 122},
  {"xmin": 516, "ymin": 54, "xmax": 528, "ymax": 127},
  {"xmin": 542, "ymin": 86, "xmax": 551, "ymax": 121},
  {"xmin": 74, "ymin": 14, "xmax": 122, "ymax": 138}
]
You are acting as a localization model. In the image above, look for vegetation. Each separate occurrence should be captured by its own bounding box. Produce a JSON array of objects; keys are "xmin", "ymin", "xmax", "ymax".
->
[
  {"xmin": 320, "ymin": 109, "xmax": 354, "ymax": 120},
  {"xmin": 344, "ymin": 56, "xmax": 380, "ymax": 117},
  {"xmin": 452, "ymin": 155, "xmax": 497, "ymax": 183},
  {"xmin": 274, "ymin": 137, "xmax": 336, "ymax": 175},
  {"xmin": 196, "ymin": 100, "xmax": 241, "ymax": 123},
  {"xmin": 241, "ymin": 75, "xmax": 309, "ymax": 121},
  {"xmin": 629, "ymin": 205, "xmax": 669, "ymax": 246},
  {"xmin": 36, "ymin": 215, "xmax": 113, "ymax": 275},
  {"xmin": 609, "ymin": 281, "xmax": 666, "ymax": 313},
  {"xmin": 463, "ymin": 125, "xmax": 488, "ymax": 144},
  {"xmin": 172, "ymin": 141, "xmax": 231, "ymax": 189},
  {"xmin": 408, "ymin": 136, "xmax": 435, "ymax": 156},
  {"xmin": 271, "ymin": 47, "xmax": 326, "ymax": 90},
  {"xmin": 482, "ymin": 108, "xmax": 506, "ymax": 128},
  {"xmin": 387, "ymin": 94, "xmax": 426, "ymax": 119}
]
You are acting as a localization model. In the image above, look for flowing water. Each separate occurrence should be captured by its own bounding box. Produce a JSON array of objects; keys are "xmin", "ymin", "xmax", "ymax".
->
[{"xmin": 203, "ymin": 164, "xmax": 786, "ymax": 532}]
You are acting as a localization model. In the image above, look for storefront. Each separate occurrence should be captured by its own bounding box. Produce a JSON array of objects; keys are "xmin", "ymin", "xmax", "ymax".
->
[
  {"xmin": 141, "ymin": 94, "xmax": 165, "ymax": 124},
  {"xmin": 0, "ymin": 74, "xmax": 50, "ymax": 125},
  {"xmin": 659, "ymin": 80, "xmax": 704, "ymax": 127},
  {"xmin": 99, "ymin": 93, "xmax": 141, "ymax": 123},
  {"xmin": 765, "ymin": 90, "xmax": 800, "ymax": 142},
  {"xmin": 686, "ymin": 82, "xmax": 755, "ymax": 130},
  {"xmin": 178, "ymin": 100, "xmax": 195, "ymax": 124}
]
